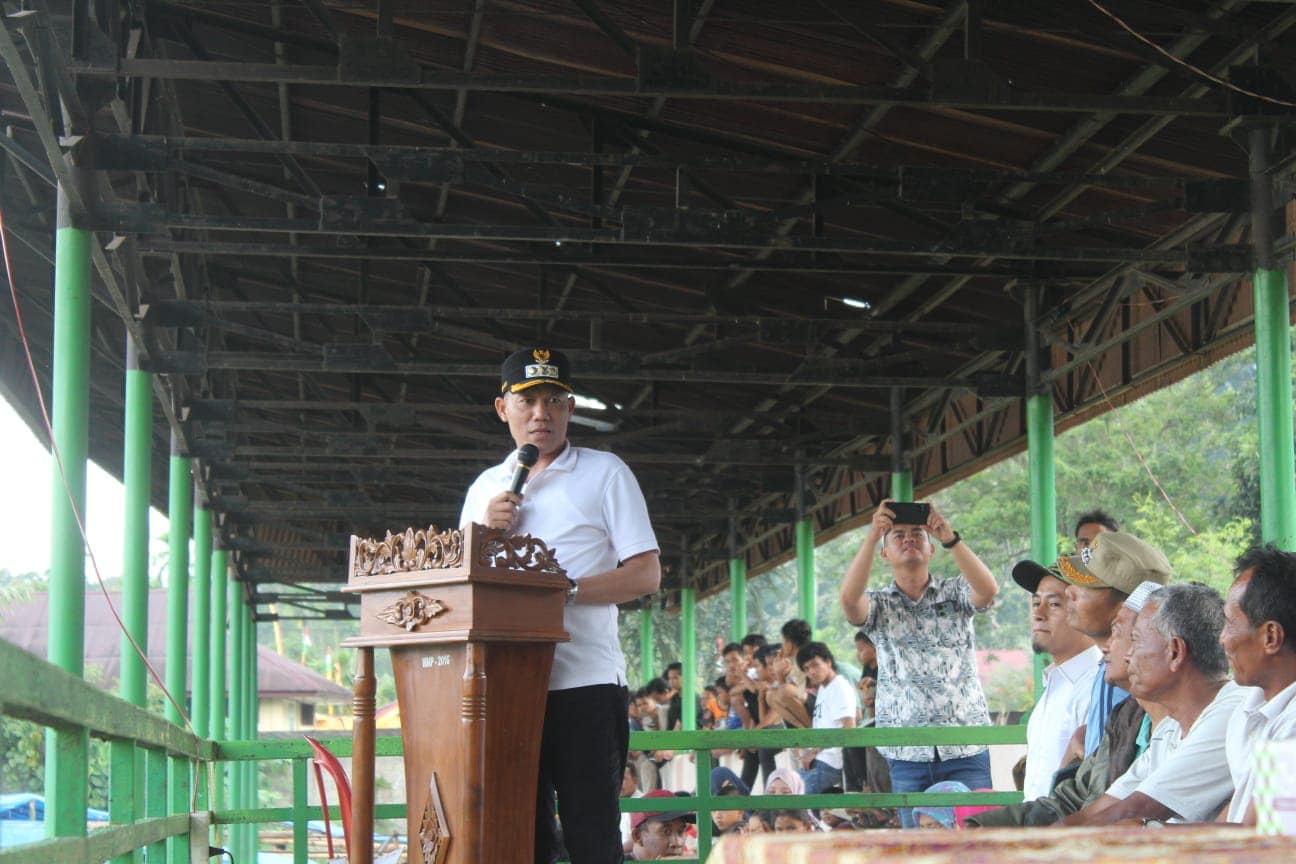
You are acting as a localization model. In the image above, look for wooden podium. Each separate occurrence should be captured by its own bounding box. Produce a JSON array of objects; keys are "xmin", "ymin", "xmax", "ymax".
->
[{"xmin": 341, "ymin": 522, "xmax": 570, "ymax": 864}]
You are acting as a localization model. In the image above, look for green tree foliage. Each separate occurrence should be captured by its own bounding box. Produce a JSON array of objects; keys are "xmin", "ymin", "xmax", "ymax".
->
[{"xmin": 621, "ymin": 348, "xmax": 1267, "ymax": 712}]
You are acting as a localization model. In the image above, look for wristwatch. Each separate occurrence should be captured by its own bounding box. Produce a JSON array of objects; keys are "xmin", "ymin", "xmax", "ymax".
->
[
  {"xmin": 565, "ymin": 577, "xmax": 579, "ymax": 606},
  {"xmin": 941, "ymin": 531, "xmax": 962, "ymax": 549}
]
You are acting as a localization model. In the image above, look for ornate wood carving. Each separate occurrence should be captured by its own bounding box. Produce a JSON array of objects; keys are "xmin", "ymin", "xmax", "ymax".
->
[
  {"xmin": 376, "ymin": 591, "xmax": 448, "ymax": 631},
  {"xmin": 477, "ymin": 529, "xmax": 566, "ymax": 575},
  {"xmin": 352, "ymin": 525, "xmax": 464, "ymax": 578},
  {"xmin": 419, "ymin": 773, "xmax": 450, "ymax": 864}
]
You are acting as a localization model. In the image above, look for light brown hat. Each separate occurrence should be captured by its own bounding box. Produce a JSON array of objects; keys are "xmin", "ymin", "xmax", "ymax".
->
[{"xmin": 1056, "ymin": 532, "xmax": 1171, "ymax": 595}]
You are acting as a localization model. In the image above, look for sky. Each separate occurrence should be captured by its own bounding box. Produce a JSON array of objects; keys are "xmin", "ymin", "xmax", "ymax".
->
[{"xmin": 0, "ymin": 393, "xmax": 170, "ymax": 581}]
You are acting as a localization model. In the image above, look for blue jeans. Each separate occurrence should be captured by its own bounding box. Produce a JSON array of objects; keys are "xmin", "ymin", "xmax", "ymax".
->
[
  {"xmin": 886, "ymin": 749, "xmax": 992, "ymax": 828},
  {"xmin": 800, "ymin": 758, "xmax": 844, "ymax": 795}
]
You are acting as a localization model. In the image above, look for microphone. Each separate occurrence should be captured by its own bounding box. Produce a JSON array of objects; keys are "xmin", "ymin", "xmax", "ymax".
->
[{"xmin": 509, "ymin": 444, "xmax": 540, "ymax": 494}]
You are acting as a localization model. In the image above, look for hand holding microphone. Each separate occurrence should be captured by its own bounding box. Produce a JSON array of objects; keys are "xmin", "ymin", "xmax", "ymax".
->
[{"xmin": 485, "ymin": 444, "xmax": 540, "ymax": 531}]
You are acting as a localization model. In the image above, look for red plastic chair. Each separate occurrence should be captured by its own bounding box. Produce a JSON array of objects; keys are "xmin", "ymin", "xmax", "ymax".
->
[{"xmin": 305, "ymin": 736, "xmax": 353, "ymax": 861}]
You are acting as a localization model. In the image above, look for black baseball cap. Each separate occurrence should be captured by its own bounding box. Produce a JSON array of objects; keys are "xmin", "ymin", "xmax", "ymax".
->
[
  {"xmin": 1011, "ymin": 559, "xmax": 1063, "ymax": 594},
  {"xmin": 500, "ymin": 347, "xmax": 573, "ymax": 394}
]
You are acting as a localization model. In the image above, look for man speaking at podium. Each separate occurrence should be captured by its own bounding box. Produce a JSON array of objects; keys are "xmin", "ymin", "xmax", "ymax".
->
[{"xmin": 460, "ymin": 347, "xmax": 661, "ymax": 864}]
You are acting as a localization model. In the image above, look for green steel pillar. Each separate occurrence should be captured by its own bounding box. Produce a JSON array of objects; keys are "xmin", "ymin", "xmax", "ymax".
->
[
  {"xmin": 1025, "ymin": 286, "xmax": 1057, "ymax": 698},
  {"xmin": 165, "ymin": 435, "xmax": 192, "ymax": 863},
  {"xmin": 727, "ymin": 515, "xmax": 746, "ymax": 641},
  {"xmin": 890, "ymin": 388, "xmax": 914, "ymax": 503},
  {"xmin": 638, "ymin": 605, "xmax": 654, "ymax": 686},
  {"xmin": 228, "ymin": 583, "xmax": 245, "ymax": 858},
  {"xmin": 209, "ymin": 545, "xmax": 229, "ymax": 831},
  {"xmin": 44, "ymin": 183, "xmax": 91, "ymax": 840},
  {"xmin": 794, "ymin": 467, "xmax": 815, "ymax": 628},
  {"xmin": 112, "ymin": 339, "xmax": 151, "ymax": 863},
  {"xmin": 246, "ymin": 604, "xmax": 260, "ymax": 861},
  {"xmin": 680, "ymin": 585, "xmax": 697, "ymax": 731},
  {"xmin": 165, "ymin": 438, "xmax": 192, "ymax": 726},
  {"xmin": 1250, "ymin": 126, "xmax": 1296, "ymax": 549},
  {"xmin": 1027, "ymin": 396, "xmax": 1057, "ymax": 564},
  {"xmin": 192, "ymin": 503, "xmax": 213, "ymax": 740}
]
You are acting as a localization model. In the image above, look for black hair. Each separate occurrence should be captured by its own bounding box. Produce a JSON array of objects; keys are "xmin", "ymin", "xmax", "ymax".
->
[
  {"xmin": 747, "ymin": 811, "xmax": 774, "ymax": 831},
  {"xmin": 853, "ymin": 630, "xmax": 873, "ymax": 645},
  {"xmin": 722, "ymin": 641, "xmax": 743, "ymax": 657},
  {"xmin": 774, "ymin": 808, "xmax": 810, "ymax": 825},
  {"xmin": 780, "ymin": 619, "xmax": 812, "ymax": 647},
  {"xmin": 644, "ymin": 677, "xmax": 670, "ymax": 695},
  {"xmin": 1074, "ymin": 509, "xmax": 1119, "ymax": 537},
  {"xmin": 754, "ymin": 643, "xmax": 781, "ymax": 666},
  {"xmin": 664, "ymin": 661, "xmax": 682, "ymax": 676},
  {"xmin": 796, "ymin": 641, "xmax": 835, "ymax": 671},
  {"xmin": 1235, "ymin": 544, "xmax": 1296, "ymax": 655},
  {"xmin": 714, "ymin": 675, "xmax": 728, "ymax": 690},
  {"xmin": 703, "ymin": 684, "xmax": 718, "ymax": 696},
  {"xmin": 740, "ymin": 633, "xmax": 768, "ymax": 649}
]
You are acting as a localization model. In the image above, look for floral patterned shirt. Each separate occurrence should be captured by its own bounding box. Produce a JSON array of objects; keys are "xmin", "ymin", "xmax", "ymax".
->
[{"xmin": 864, "ymin": 575, "xmax": 992, "ymax": 762}]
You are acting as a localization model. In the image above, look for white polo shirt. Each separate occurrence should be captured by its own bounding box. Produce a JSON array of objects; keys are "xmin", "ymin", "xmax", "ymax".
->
[
  {"xmin": 1224, "ymin": 680, "xmax": 1296, "ymax": 822},
  {"xmin": 1023, "ymin": 645, "xmax": 1101, "ymax": 800},
  {"xmin": 460, "ymin": 443, "xmax": 658, "ymax": 691},
  {"xmin": 1106, "ymin": 680, "xmax": 1252, "ymax": 822}
]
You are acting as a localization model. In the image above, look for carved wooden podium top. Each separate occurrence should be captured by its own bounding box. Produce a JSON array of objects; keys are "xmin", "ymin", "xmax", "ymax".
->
[{"xmin": 342, "ymin": 522, "xmax": 572, "ymax": 648}]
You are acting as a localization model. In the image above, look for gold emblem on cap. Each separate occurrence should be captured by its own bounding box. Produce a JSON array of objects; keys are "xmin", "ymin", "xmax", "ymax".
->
[
  {"xmin": 533, "ymin": 348, "xmax": 551, "ymax": 364},
  {"xmin": 1059, "ymin": 555, "xmax": 1101, "ymax": 586}
]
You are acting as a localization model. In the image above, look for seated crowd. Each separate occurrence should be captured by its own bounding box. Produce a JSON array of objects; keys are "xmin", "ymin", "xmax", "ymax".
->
[{"xmin": 620, "ymin": 503, "xmax": 1296, "ymax": 856}]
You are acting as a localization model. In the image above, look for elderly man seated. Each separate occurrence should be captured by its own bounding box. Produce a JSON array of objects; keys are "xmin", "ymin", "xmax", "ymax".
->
[
  {"xmin": 1063, "ymin": 583, "xmax": 1252, "ymax": 825},
  {"xmin": 1220, "ymin": 545, "xmax": 1296, "ymax": 825},
  {"xmin": 966, "ymin": 581, "xmax": 1160, "ymax": 827},
  {"xmin": 627, "ymin": 789, "xmax": 690, "ymax": 860}
]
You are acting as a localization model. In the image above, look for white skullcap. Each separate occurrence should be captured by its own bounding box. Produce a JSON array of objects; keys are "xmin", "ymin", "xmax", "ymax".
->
[{"xmin": 1123, "ymin": 580, "xmax": 1164, "ymax": 614}]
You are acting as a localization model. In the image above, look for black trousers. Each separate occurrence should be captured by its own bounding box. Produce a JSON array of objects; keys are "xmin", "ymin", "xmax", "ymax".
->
[
  {"xmin": 739, "ymin": 747, "xmax": 779, "ymax": 791},
  {"xmin": 535, "ymin": 684, "xmax": 629, "ymax": 864}
]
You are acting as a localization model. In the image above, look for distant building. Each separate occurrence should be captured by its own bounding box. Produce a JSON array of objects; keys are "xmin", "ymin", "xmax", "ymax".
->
[{"xmin": 0, "ymin": 589, "xmax": 349, "ymax": 732}]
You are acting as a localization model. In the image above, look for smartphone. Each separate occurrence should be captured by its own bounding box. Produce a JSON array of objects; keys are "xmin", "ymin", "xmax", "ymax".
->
[{"xmin": 887, "ymin": 501, "xmax": 931, "ymax": 526}]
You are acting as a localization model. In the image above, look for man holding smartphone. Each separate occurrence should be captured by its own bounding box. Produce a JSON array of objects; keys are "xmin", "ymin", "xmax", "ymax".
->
[{"xmin": 838, "ymin": 499, "xmax": 998, "ymax": 827}]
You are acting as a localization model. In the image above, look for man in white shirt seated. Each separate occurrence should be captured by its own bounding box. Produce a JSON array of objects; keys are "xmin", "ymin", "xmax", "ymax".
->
[
  {"xmin": 1011, "ymin": 560, "xmax": 1101, "ymax": 800},
  {"xmin": 1220, "ymin": 545, "xmax": 1296, "ymax": 825},
  {"xmin": 795, "ymin": 641, "xmax": 857, "ymax": 794},
  {"xmin": 1065, "ymin": 583, "xmax": 1254, "ymax": 825}
]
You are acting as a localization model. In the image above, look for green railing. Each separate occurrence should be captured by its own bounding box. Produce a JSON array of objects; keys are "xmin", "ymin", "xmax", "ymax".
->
[{"xmin": 0, "ymin": 637, "xmax": 1026, "ymax": 864}]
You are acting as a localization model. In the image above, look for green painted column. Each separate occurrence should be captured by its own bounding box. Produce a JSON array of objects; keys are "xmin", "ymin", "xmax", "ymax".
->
[
  {"xmin": 119, "ymin": 340, "xmax": 152, "ymax": 708},
  {"xmin": 890, "ymin": 472, "xmax": 913, "ymax": 503},
  {"xmin": 890, "ymin": 388, "xmax": 914, "ymax": 504},
  {"xmin": 1250, "ymin": 127, "xmax": 1296, "ymax": 549},
  {"xmin": 191, "ymin": 503, "xmax": 213, "ymax": 739},
  {"xmin": 1026, "ymin": 287, "xmax": 1056, "ymax": 699},
  {"xmin": 165, "ymin": 437, "xmax": 192, "ymax": 864},
  {"xmin": 638, "ymin": 605, "xmax": 654, "ymax": 686},
  {"xmin": 43, "ymin": 186, "xmax": 91, "ymax": 840},
  {"xmin": 209, "ymin": 545, "xmax": 229, "ymax": 836},
  {"xmin": 795, "ymin": 520, "xmax": 815, "ymax": 628},
  {"xmin": 112, "ymin": 340, "xmax": 151, "ymax": 864},
  {"xmin": 794, "ymin": 469, "xmax": 816, "ymax": 628},
  {"xmin": 728, "ymin": 558, "xmax": 747, "ymax": 642},
  {"xmin": 165, "ymin": 439, "xmax": 192, "ymax": 726},
  {"xmin": 1027, "ymin": 394, "xmax": 1057, "ymax": 567},
  {"xmin": 680, "ymin": 586, "xmax": 697, "ymax": 731},
  {"xmin": 228, "ymin": 583, "xmax": 245, "ymax": 859},
  {"xmin": 246, "ymin": 605, "xmax": 260, "ymax": 862},
  {"xmin": 1254, "ymin": 268, "xmax": 1296, "ymax": 547},
  {"xmin": 728, "ymin": 517, "xmax": 746, "ymax": 642}
]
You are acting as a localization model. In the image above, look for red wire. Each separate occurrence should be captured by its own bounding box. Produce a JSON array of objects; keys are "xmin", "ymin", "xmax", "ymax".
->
[{"xmin": 0, "ymin": 204, "xmax": 200, "ymax": 738}]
